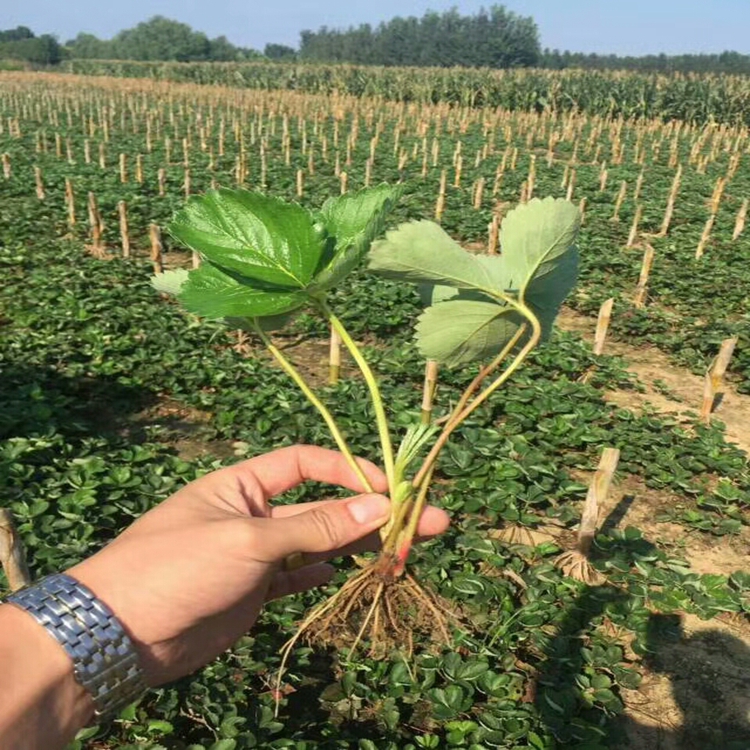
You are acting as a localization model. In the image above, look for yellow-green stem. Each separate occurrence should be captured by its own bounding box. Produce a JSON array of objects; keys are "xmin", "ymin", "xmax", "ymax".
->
[
  {"xmin": 318, "ymin": 300, "xmax": 396, "ymax": 497},
  {"xmin": 412, "ymin": 305, "xmax": 541, "ymax": 489},
  {"xmin": 254, "ymin": 323, "xmax": 374, "ymax": 494}
]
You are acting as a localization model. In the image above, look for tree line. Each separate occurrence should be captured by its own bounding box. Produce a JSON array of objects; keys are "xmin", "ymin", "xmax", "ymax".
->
[
  {"xmin": 2, "ymin": 10, "xmax": 750, "ymax": 76},
  {"xmin": 298, "ymin": 7, "xmax": 540, "ymax": 68}
]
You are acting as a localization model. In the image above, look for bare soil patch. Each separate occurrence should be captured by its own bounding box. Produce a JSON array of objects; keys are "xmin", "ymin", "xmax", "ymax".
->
[{"xmin": 557, "ymin": 307, "xmax": 750, "ymax": 456}]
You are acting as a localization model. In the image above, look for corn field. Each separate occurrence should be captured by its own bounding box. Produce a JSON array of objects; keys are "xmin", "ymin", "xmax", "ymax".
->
[{"xmin": 61, "ymin": 59, "xmax": 750, "ymax": 127}]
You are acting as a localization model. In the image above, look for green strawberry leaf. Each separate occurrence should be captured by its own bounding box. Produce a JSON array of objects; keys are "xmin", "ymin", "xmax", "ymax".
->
[
  {"xmin": 415, "ymin": 298, "xmax": 522, "ymax": 366},
  {"xmin": 498, "ymin": 196, "xmax": 580, "ymax": 294},
  {"xmin": 369, "ymin": 220, "xmax": 496, "ymax": 292},
  {"xmin": 151, "ymin": 269, "xmax": 189, "ymax": 296},
  {"xmin": 168, "ymin": 189, "xmax": 323, "ymax": 289},
  {"xmin": 313, "ymin": 184, "xmax": 401, "ymax": 290},
  {"xmin": 177, "ymin": 263, "xmax": 306, "ymax": 319}
]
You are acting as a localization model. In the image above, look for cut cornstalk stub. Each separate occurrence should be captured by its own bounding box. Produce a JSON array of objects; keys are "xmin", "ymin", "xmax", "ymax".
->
[
  {"xmin": 435, "ymin": 169, "xmax": 447, "ymax": 221},
  {"xmin": 487, "ymin": 214, "xmax": 500, "ymax": 254},
  {"xmin": 658, "ymin": 164, "xmax": 682, "ymax": 236},
  {"xmin": 328, "ymin": 324, "xmax": 342, "ymax": 385},
  {"xmin": 700, "ymin": 337, "xmax": 739, "ymax": 423},
  {"xmin": 34, "ymin": 166, "xmax": 45, "ymax": 200},
  {"xmin": 695, "ymin": 214, "xmax": 715, "ymax": 259},
  {"xmin": 611, "ymin": 180, "xmax": 627, "ymax": 222},
  {"xmin": 626, "ymin": 205, "xmax": 642, "ymax": 248},
  {"xmin": 634, "ymin": 169, "xmax": 644, "ymax": 202},
  {"xmin": 65, "ymin": 178, "xmax": 76, "ymax": 228},
  {"xmin": 565, "ymin": 168, "xmax": 576, "ymax": 202},
  {"xmin": 732, "ymin": 198, "xmax": 747, "ymax": 241},
  {"xmin": 633, "ymin": 244, "xmax": 655, "ymax": 308},
  {"xmin": 118, "ymin": 200, "xmax": 130, "ymax": 258},
  {"xmin": 421, "ymin": 360, "xmax": 439, "ymax": 425},
  {"xmin": 554, "ymin": 447, "xmax": 620, "ymax": 585},
  {"xmin": 150, "ymin": 223, "xmax": 164, "ymax": 275},
  {"xmin": 0, "ymin": 509, "xmax": 32, "ymax": 592},
  {"xmin": 593, "ymin": 298, "xmax": 614, "ymax": 356}
]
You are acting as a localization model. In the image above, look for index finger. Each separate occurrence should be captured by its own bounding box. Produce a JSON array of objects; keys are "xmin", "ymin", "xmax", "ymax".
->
[{"xmin": 230, "ymin": 444, "xmax": 388, "ymax": 499}]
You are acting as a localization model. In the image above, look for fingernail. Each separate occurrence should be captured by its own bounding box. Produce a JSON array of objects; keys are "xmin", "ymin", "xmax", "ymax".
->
[{"xmin": 348, "ymin": 494, "xmax": 390, "ymax": 525}]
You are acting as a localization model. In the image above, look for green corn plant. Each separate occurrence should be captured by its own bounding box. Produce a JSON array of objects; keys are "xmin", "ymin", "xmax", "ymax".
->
[{"xmin": 153, "ymin": 184, "xmax": 580, "ymax": 677}]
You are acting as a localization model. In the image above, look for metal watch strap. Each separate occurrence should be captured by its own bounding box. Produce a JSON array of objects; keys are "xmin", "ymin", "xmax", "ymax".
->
[{"xmin": 6, "ymin": 573, "xmax": 148, "ymax": 720}]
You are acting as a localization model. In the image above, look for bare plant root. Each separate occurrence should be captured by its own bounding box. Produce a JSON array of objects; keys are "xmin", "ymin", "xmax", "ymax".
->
[
  {"xmin": 554, "ymin": 549, "xmax": 605, "ymax": 585},
  {"xmin": 275, "ymin": 562, "xmax": 461, "ymax": 713}
]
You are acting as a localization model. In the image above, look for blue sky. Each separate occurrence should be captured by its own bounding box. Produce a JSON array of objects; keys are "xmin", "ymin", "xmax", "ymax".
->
[{"xmin": 3, "ymin": 0, "xmax": 749, "ymax": 55}]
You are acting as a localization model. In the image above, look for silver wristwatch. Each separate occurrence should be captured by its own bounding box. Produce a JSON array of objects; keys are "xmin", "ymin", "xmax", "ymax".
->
[{"xmin": 6, "ymin": 573, "xmax": 148, "ymax": 720}]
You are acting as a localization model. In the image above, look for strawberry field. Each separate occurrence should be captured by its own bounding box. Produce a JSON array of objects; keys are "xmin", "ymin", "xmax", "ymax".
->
[{"xmin": 1, "ymin": 71, "xmax": 749, "ymax": 749}]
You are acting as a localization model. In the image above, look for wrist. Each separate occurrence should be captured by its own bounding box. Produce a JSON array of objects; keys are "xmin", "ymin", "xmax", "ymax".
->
[{"xmin": 0, "ymin": 603, "xmax": 93, "ymax": 748}]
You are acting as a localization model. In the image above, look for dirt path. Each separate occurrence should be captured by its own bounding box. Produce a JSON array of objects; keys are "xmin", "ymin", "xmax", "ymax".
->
[{"xmin": 557, "ymin": 307, "xmax": 750, "ymax": 456}]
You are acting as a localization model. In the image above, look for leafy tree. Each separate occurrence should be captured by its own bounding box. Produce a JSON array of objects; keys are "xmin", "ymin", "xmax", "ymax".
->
[
  {"xmin": 298, "ymin": 5, "xmax": 541, "ymax": 68},
  {"xmin": 264, "ymin": 43, "xmax": 297, "ymax": 61}
]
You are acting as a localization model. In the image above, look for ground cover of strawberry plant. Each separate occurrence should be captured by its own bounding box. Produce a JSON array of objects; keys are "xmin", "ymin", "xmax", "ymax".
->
[{"xmin": 0, "ymin": 72, "xmax": 749, "ymax": 749}]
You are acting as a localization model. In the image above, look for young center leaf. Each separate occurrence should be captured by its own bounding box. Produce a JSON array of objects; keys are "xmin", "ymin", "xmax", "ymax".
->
[
  {"xmin": 168, "ymin": 189, "xmax": 324, "ymax": 289},
  {"xmin": 176, "ymin": 263, "xmax": 306, "ymax": 320},
  {"xmin": 416, "ymin": 299, "xmax": 522, "ymax": 366},
  {"xmin": 369, "ymin": 221, "xmax": 497, "ymax": 293},
  {"xmin": 313, "ymin": 184, "xmax": 401, "ymax": 290}
]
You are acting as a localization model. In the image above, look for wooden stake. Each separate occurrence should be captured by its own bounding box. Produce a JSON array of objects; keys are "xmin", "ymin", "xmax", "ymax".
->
[
  {"xmin": 328, "ymin": 325, "xmax": 342, "ymax": 385},
  {"xmin": 184, "ymin": 168, "xmax": 191, "ymax": 198},
  {"xmin": 421, "ymin": 360, "xmax": 439, "ymax": 425},
  {"xmin": 340, "ymin": 171, "xmax": 348, "ymax": 195},
  {"xmin": 84, "ymin": 139, "xmax": 91, "ymax": 164},
  {"xmin": 0, "ymin": 509, "xmax": 32, "ymax": 592},
  {"xmin": 118, "ymin": 201, "xmax": 130, "ymax": 258},
  {"xmin": 296, "ymin": 169, "xmax": 304, "ymax": 197},
  {"xmin": 633, "ymin": 244, "xmax": 655, "ymax": 308},
  {"xmin": 135, "ymin": 154, "xmax": 143, "ymax": 183},
  {"xmin": 98, "ymin": 142, "xmax": 106, "ymax": 169},
  {"xmin": 150, "ymin": 224, "xmax": 164, "ymax": 274},
  {"xmin": 2, "ymin": 153, "xmax": 9, "ymax": 180},
  {"xmin": 158, "ymin": 168, "xmax": 166, "ymax": 197},
  {"xmin": 578, "ymin": 197, "xmax": 587, "ymax": 224},
  {"xmin": 119, "ymin": 153, "xmax": 127, "ymax": 183},
  {"xmin": 593, "ymin": 298, "xmax": 614, "ymax": 356}
]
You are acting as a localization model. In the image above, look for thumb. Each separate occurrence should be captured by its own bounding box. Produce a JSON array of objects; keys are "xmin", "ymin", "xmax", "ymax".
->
[{"xmin": 258, "ymin": 493, "xmax": 390, "ymax": 561}]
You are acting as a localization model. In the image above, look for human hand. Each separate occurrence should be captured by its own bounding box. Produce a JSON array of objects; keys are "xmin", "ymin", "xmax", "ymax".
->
[{"xmin": 68, "ymin": 445, "xmax": 449, "ymax": 686}]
